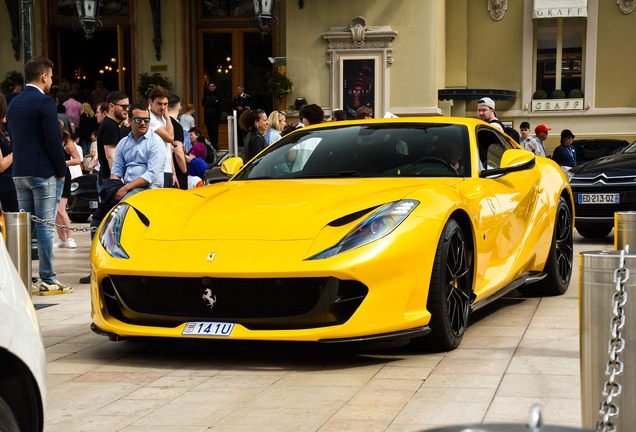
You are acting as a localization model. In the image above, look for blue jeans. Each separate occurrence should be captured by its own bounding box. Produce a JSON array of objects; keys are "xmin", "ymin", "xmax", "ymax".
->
[{"xmin": 14, "ymin": 176, "xmax": 64, "ymax": 284}]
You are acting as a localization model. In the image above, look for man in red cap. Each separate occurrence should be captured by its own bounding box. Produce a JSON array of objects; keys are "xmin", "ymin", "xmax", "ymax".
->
[{"xmin": 533, "ymin": 124, "xmax": 550, "ymax": 157}]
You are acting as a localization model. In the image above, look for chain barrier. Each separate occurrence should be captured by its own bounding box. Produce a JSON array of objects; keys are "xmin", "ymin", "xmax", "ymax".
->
[
  {"xmin": 29, "ymin": 214, "xmax": 98, "ymax": 233},
  {"xmin": 596, "ymin": 247, "xmax": 629, "ymax": 432}
]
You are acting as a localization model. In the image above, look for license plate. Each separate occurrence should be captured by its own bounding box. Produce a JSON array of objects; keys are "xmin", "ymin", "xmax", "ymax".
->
[
  {"xmin": 182, "ymin": 321, "xmax": 235, "ymax": 337},
  {"xmin": 89, "ymin": 201, "xmax": 98, "ymax": 209},
  {"xmin": 578, "ymin": 193, "xmax": 620, "ymax": 204}
]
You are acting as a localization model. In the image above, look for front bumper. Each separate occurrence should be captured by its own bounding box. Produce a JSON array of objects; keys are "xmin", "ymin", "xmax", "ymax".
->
[{"xmin": 91, "ymin": 218, "xmax": 442, "ymax": 342}]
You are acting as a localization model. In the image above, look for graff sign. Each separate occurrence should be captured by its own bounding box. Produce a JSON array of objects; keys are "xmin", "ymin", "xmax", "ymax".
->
[
  {"xmin": 533, "ymin": 7, "xmax": 587, "ymax": 18},
  {"xmin": 532, "ymin": 98, "xmax": 584, "ymax": 111}
]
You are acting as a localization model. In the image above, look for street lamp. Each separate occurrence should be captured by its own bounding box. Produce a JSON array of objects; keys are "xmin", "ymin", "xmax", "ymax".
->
[
  {"xmin": 72, "ymin": 0, "xmax": 103, "ymax": 40},
  {"xmin": 251, "ymin": 0, "xmax": 279, "ymax": 36}
]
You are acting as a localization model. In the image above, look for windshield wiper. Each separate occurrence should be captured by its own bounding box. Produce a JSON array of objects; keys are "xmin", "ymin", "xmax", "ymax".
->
[
  {"xmin": 244, "ymin": 176, "xmax": 275, "ymax": 180},
  {"xmin": 294, "ymin": 171, "xmax": 373, "ymax": 178}
]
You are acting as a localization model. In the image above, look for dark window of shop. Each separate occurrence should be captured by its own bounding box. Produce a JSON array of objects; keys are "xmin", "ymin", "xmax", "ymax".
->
[
  {"xmin": 535, "ymin": 18, "xmax": 585, "ymax": 96},
  {"xmin": 202, "ymin": 0, "xmax": 253, "ymax": 17}
]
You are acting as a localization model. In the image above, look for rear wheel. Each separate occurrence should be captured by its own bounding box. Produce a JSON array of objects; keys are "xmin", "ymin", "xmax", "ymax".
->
[
  {"xmin": 418, "ymin": 218, "xmax": 472, "ymax": 351},
  {"xmin": 533, "ymin": 197, "xmax": 573, "ymax": 296},
  {"xmin": 576, "ymin": 223, "xmax": 612, "ymax": 239}
]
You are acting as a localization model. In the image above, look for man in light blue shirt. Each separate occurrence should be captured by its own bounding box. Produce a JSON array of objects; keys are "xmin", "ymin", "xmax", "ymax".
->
[{"xmin": 110, "ymin": 104, "xmax": 166, "ymax": 201}]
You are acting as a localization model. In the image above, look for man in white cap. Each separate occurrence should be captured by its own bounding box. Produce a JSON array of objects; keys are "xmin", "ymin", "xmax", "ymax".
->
[{"xmin": 477, "ymin": 97, "xmax": 503, "ymax": 132}]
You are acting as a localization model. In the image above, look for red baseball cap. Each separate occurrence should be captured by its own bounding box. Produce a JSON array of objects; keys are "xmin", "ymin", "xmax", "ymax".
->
[{"xmin": 535, "ymin": 124, "xmax": 551, "ymax": 134}]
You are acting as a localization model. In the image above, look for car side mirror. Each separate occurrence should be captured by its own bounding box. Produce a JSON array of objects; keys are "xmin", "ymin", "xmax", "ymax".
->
[
  {"xmin": 480, "ymin": 149, "xmax": 535, "ymax": 178},
  {"xmin": 221, "ymin": 157, "xmax": 244, "ymax": 177},
  {"xmin": 500, "ymin": 149, "xmax": 535, "ymax": 169}
]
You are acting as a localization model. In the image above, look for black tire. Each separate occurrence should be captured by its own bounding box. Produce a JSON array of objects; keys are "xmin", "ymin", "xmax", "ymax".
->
[
  {"xmin": 529, "ymin": 196, "xmax": 573, "ymax": 296},
  {"xmin": 576, "ymin": 223, "xmax": 612, "ymax": 239},
  {"xmin": 0, "ymin": 395, "xmax": 20, "ymax": 432},
  {"xmin": 418, "ymin": 218, "xmax": 472, "ymax": 351},
  {"xmin": 69, "ymin": 214, "xmax": 90, "ymax": 223}
]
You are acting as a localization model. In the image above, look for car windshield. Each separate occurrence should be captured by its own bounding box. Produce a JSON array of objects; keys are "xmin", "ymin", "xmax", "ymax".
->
[
  {"xmin": 622, "ymin": 139, "xmax": 636, "ymax": 154},
  {"xmin": 233, "ymin": 123, "xmax": 471, "ymax": 180}
]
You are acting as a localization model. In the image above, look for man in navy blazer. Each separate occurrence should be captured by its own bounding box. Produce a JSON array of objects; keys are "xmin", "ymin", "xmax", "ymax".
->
[{"xmin": 6, "ymin": 56, "xmax": 73, "ymax": 295}]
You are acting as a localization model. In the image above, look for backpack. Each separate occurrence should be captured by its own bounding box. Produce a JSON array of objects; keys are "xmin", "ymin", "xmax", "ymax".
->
[
  {"xmin": 203, "ymin": 139, "xmax": 217, "ymax": 164},
  {"xmin": 489, "ymin": 119, "xmax": 521, "ymax": 145}
]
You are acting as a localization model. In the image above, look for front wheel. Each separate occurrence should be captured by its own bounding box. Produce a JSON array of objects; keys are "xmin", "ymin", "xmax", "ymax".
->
[
  {"xmin": 0, "ymin": 395, "xmax": 20, "ymax": 432},
  {"xmin": 418, "ymin": 218, "xmax": 472, "ymax": 351}
]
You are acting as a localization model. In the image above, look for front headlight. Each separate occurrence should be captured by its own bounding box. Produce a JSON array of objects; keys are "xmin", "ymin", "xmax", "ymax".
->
[
  {"xmin": 306, "ymin": 200, "xmax": 419, "ymax": 260},
  {"xmin": 70, "ymin": 181, "xmax": 79, "ymax": 192},
  {"xmin": 565, "ymin": 170, "xmax": 574, "ymax": 183},
  {"xmin": 99, "ymin": 203, "xmax": 130, "ymax": 259}
]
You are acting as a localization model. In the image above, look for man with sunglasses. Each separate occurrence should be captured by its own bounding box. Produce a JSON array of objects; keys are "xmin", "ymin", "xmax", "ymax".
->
[
  {"xmin": 96, "ymin": 91, "xmax": 130, "ymax": 191},
  {"xmin": 110, "ymin": 104, "xmax": 166, "ymax": 201}
]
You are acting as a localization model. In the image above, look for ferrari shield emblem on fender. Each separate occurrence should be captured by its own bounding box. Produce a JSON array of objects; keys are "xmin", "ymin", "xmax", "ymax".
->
[{"xmin": 206, "ymin": 252, "xmax": 216, "ymax": 262}]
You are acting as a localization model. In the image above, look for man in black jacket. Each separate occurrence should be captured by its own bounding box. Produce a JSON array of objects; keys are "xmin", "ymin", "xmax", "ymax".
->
[
  {"xmin": 202, "ymin": 82, "xmax": 221, "ymax": 150},
  {"xmin": 232, "ymin": 84, "xmax": 252, "ymax": 148}
]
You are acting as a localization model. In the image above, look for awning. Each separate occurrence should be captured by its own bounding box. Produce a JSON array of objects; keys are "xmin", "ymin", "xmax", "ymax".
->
[
  {"xmin": 438, "ymin": 89, "xmax": 516, "ymax": 102},
  {"xmin": 533, "ymin": 0, "xmax": 587, "ymax": 18}
]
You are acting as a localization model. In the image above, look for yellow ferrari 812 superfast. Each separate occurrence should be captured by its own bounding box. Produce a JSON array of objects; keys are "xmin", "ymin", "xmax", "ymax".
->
[{"xmin": 91, "ymin": 117, "xmax": 573, "ymax": 350}]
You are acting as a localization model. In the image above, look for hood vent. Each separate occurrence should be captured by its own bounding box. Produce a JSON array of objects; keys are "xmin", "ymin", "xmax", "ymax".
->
[{"xmin": 328, "ymin": 206, "xmax": 380, "ymax": 227}]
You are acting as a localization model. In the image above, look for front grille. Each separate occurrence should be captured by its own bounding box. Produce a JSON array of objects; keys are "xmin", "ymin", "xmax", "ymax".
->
[
  {"xmin": 110, "ymin": 275, "xmax": 325, "ymax": 319},
  {"xmin": 102, "ymin": 275, "xmax": 369, "ymax": 330}
]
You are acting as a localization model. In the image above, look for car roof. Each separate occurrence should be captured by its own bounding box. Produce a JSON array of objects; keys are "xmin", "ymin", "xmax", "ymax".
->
[{"xmin": 299, "ymin": 116, "xmax": 492, "ymax": 131}]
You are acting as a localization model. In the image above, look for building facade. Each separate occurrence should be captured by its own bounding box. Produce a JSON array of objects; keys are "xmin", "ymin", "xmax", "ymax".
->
[{"xmin": 1, "ymin": 0, "xmax": 634, "ymax": 152}]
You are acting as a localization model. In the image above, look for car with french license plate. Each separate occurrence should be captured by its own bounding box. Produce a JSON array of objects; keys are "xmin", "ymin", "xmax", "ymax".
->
[
  {"xmin": 67, "ymin": 172, "xmax": 98, "ymax": 222},
  {"xmin": 569, "ymin": 140, "xmax": 636, "ymax": 238},
  {"xmin": 90, "ymin": 117, "xmax": 574, "ymax": 351}
]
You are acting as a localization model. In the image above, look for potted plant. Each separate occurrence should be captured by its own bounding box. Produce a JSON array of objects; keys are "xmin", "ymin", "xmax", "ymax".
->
[
  {"xmin": 0, "ymin": 70, "xmax": 23, "ymax": 96},
  {"xmin": 264, "ymin": 71, "xmax": 294, "ymax": 110},
  {"xmin": 137, "ymin": 72, "xmax": 172, "ymax": 102}
]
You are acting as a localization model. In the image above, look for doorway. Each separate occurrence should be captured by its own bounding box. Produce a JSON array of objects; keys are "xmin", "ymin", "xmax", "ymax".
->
[{"xmin": 198, "ymin": 28, "xmax": 273, "ymax": 149}]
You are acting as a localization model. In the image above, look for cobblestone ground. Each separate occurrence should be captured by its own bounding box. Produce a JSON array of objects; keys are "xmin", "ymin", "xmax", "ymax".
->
[{"xmin": 32, "ymin": 225, "xmax": 613, "ymax": 431}]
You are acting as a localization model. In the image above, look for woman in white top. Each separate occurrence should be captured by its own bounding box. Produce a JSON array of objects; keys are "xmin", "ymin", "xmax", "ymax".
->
[
  {"xmin": 179, "ymin": 103, "xmax": 196, "ymax": 132},
  {"xmin": 264, "ymin": 111, "xmax": 287, "ymax": 145}
]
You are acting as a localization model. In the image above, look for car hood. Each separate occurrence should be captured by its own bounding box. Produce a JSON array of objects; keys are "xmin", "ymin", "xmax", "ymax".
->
[
  {"xmin": 127, "ymin": 178, "xmax": 463, "ymax": 241},
  {"xmin": 571, "ymin": 153, "xmax": 636, "ymax": 178}
]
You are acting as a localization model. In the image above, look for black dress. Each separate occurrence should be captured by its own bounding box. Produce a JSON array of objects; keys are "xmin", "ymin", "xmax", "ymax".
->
[
  {"xmin": 62, "ymin": 144, "xmax": 72, "ymax": 199},
  {"xmin": 0, "ymin": 135, "xmax": 18, "ymax": 212}
]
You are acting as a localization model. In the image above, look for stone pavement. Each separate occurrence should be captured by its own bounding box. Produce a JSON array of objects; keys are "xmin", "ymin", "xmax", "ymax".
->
[{"xmin": 32, "ymin": 225, "xmax": 614, "ymax": 431}]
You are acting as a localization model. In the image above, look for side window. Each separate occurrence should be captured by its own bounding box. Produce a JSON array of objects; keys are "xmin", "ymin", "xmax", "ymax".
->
[{"xmin": 476, "ymin": 128, "xmax": 512, "ymax": 170}]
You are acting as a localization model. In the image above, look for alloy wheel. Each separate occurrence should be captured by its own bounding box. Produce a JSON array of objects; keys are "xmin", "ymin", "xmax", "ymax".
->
[{"xmin": 445, "ymin": 229, "xmax": 471, "ymax": 337}]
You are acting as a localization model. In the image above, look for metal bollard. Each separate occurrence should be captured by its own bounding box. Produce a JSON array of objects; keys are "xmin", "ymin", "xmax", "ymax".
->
[
  {"xmin": 615, "ymin": 211, "xmax": 636, "ymax": 250},
  {"xmin": 421, "ymin": 405, "xmax": 592, "ymax": 430},
  {"xmin": 580, "ymin": 250, "xmax": 635, "ymax": 430},
  {"xmin": 4, "ymin": 212, "xmax": 32, "ymax": 294}
]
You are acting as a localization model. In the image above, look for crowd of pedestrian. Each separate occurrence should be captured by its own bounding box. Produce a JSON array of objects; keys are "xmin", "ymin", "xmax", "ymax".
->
[{"xmin": 1, "ymin": 55, "xmax": 585, "ymax": 293}]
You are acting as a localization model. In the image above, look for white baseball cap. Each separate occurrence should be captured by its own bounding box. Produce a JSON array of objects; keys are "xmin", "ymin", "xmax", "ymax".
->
[{"xmin": 477, "ymin": 97, "xmax": 495, "ymax": 109}]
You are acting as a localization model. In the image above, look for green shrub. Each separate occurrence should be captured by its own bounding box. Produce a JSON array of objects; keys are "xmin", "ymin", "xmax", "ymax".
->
[
  {"xmin": 0, "ymin": 70, "xmax": 23, "ymax": 96},
  {"xmin": 569, "ymin": 89, "xmax": 584, "ymax": 98},
  {"xmin": 137, "ymin": 73, "xmax": 172, "ymax": 100},
  {"xmin": 533, "ymin": 90, "xmax": 548, "ymax": 99},
  {"xmin": 264, "ymin": 71, "xmax": 294, "ymax": 100},
  {"xmin": 550, "ymin": 89, "xmax": 566, "ymax": 99}
]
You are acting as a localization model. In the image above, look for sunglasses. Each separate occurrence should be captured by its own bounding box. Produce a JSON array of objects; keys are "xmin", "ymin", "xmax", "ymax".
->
[
  {"xmin": 113, "ymin": 103, "xmax": 131, "ymax": 110},
  {"xmin": 132, "ymin": 117, "xmax": 151, "ymax": 124}
]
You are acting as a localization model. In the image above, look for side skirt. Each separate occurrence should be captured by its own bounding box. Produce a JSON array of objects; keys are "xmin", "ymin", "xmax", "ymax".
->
[{"xmin": 470, "ymin": 271, "xmax": 547, "ymax": 312}]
